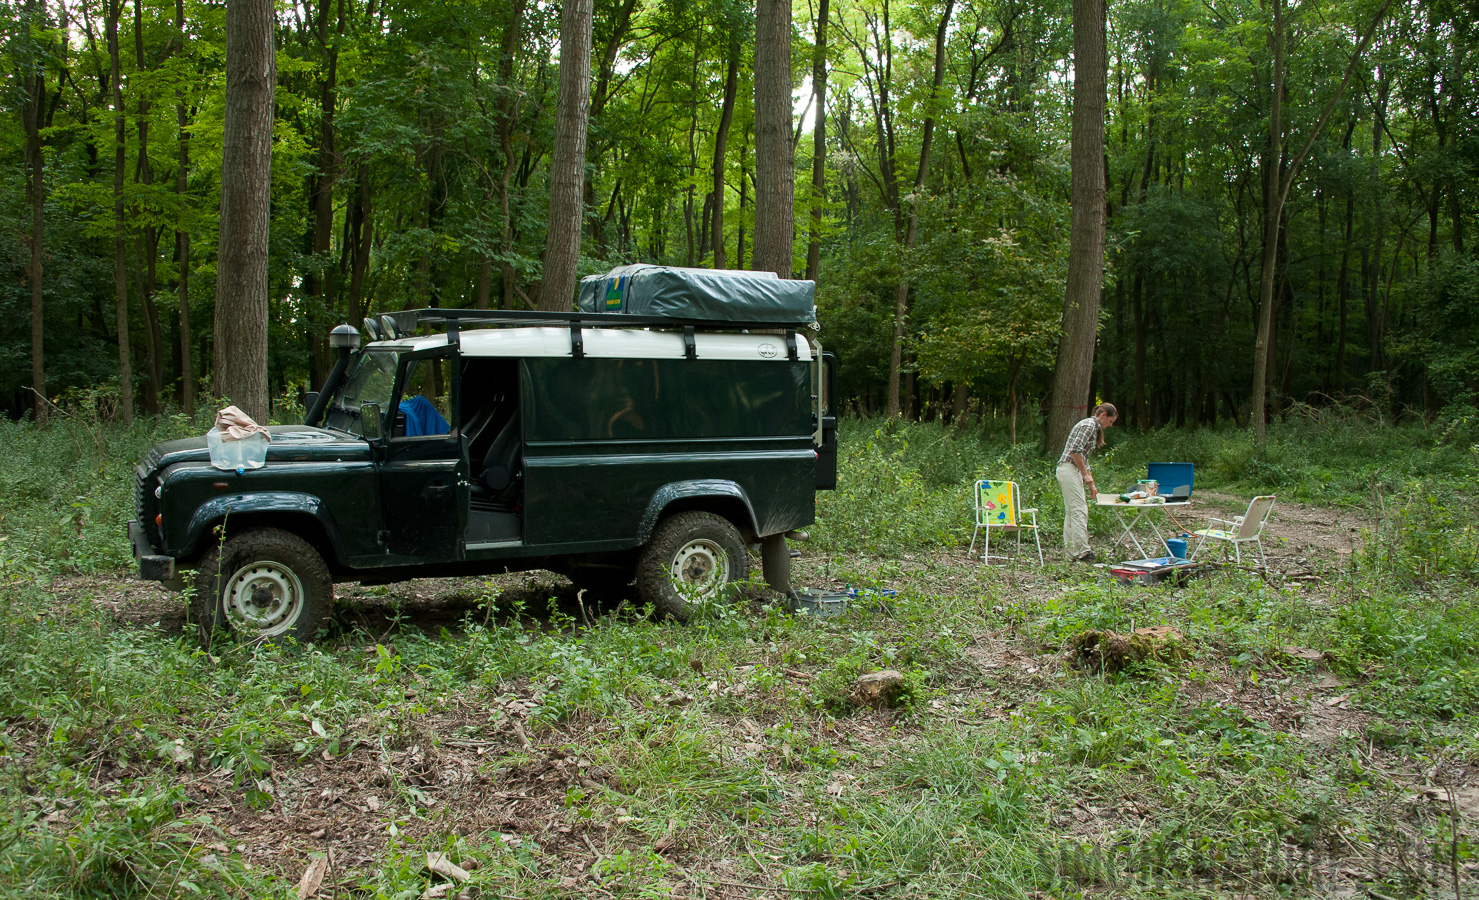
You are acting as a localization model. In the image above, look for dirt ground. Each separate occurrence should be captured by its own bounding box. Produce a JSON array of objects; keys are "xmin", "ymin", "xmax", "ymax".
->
[{"xmin": 37, "ymin": 496, "xmax": 1476, "ymax": 898}]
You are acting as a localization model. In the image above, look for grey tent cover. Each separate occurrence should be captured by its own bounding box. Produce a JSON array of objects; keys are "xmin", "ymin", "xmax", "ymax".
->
[{"xmin": 578, "ymin": 265, "xmax": 817, "ymax": 325}]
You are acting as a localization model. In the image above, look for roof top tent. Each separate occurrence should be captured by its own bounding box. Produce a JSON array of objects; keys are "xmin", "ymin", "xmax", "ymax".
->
[{"xmin": 577, "ymin": 265, "xmax": 818, "ymax": 325}]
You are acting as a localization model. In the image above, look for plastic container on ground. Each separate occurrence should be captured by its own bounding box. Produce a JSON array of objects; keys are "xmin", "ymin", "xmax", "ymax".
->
[
  {"xmin": 790, "ymin": 589, "xmax": 849, "ymax": 617},
  {"xmin": 207, "ymin": 427, "xmax": 269, "ymax": 471}
]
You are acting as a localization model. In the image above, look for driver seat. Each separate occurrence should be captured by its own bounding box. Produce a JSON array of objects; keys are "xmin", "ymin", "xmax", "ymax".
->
[{"xmin": 473, "ymin": 412, "xmax": 522, "ymax": 508}]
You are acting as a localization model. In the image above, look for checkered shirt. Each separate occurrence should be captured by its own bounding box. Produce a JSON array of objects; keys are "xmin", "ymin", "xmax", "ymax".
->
[{"xmin": 1058, "ymin": 417, "xmax": 1100, "ymax": 465}]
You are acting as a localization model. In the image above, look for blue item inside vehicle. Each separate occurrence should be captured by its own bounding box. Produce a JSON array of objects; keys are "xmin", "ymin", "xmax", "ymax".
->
[{"xmin": 398, "ymin": 395, "xmax": 450, "ymax": 436}]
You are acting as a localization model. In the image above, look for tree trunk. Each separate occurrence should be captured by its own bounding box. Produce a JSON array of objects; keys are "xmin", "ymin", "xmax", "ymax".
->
[
  {"xmin": 304, "ymin": 0, "xmax": 340, "ymax": 387},
  {"xmin": 752, "ymin": 0, "xmax": 794, "ymax": 278},
  {"xmin": 583, "ymin": 0, "xmax": 638, "ymax": 252},
  {"xmin": 213, "ymin": 0, "xmax": 277, "ymax": 422},
  {"xmin": 536, "ymin": 0, "xmax": 593, "ymax": 311},
  {"xmin": 1045, "ymin": 0, "xmax": 1108, "ymax": 453},
  {"xmin": 1366, "ymin": 72, "xmax": 1389, "ymax": 376},
  {"xmin": 108, "ymin": 0, "xmax": 134, "ymax": 424},
  {"xmin": 805, "ymin": 0, "xmax": 829, "ymax": 282},
  {"xmin": 737, "ymin": 127, "xmax": 749, "ymax": 269},
  {"xmin": 711, "ymin": 40, "xmax": 739, "ymax": 269},
  {"xmin": 135, "ymin": 0, "xmax": 163, "ymax": 414},
  {"xmin": 346, "ymin": 162, "xmax": 373, "ymax": 322},
  {"xmin": 1336, "ymin": 181, "xmax": 1353, "ymax": 392},
  {"xmin": 176, "ymin": 0, "xmax": 194, "ymax": 412},
  {"xmin": 1132, "ymin": 273, "xmax": 1147, "ymax": 429},
  {"xmin": 496, "ymin": 0, "xmax": 527, "ymax": 310},
  {"xmin": 885, "ymin": 0, "xmax": 953, "ymax": 417},
  {"xmin": 1249, "ymin": 0, "xmax": 1284, "ymax": 444},
  {"xmin": 21, "ymin": 0, "xmax": 48, "ymax": 421}
]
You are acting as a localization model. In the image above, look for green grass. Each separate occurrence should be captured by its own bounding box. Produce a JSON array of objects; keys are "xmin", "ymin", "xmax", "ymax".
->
[{"xmin": 0, "ymin": 411, "xmax": 1475, "ymax": 897}]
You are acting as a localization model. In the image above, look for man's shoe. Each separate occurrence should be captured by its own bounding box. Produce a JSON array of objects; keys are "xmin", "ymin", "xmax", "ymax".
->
[{"xmin": 1076, "ymin": 551, "xmax": 1097, "ymax": 564}]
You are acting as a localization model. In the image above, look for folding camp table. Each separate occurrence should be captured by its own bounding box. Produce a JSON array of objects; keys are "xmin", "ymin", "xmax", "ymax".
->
[{"xmin": 1094, "ymin": 497, "xmax": 1191, "ymax": 558}]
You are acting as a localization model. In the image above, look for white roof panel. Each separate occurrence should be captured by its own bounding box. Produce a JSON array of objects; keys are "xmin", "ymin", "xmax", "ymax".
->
[{"xmin": 437, "ymin": 326, "xmax": 813, "ymax": 361}]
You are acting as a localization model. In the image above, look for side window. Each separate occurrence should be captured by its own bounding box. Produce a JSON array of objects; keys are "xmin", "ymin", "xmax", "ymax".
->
[{"xmin": 392, "ymin": 359, "xmax": 453, "ymax": 438}]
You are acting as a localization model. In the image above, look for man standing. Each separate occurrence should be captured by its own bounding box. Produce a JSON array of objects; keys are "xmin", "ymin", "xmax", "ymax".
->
[{"xmin": 1056, "ymin": 403, "xmax": 1117, "ymax": 562}]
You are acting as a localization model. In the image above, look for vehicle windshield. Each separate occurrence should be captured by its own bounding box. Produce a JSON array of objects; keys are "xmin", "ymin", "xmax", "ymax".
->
[{"xmin": 325, "ymin": 350, "xmax": 399, "ymax": 436}]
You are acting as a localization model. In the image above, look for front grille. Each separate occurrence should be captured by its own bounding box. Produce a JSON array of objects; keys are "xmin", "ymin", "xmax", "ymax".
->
[{"xmin": 134, "ymin": 449, "xmax": 164, "ymax": 546}]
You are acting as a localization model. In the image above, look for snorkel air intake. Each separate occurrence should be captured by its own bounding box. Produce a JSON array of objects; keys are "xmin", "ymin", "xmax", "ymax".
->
[{"xmin": 304, "ymin": 323, "xmax": 361, "ymax": 427}]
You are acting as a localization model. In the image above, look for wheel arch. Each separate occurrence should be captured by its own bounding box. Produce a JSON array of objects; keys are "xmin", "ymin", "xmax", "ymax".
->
[
  {"xmin": 182, "ymin": 493, "xmax": 344, "ymax": 571},
  {"xmin": 637, "ymin": 480, "xmax": 758, "ymax": 544}
]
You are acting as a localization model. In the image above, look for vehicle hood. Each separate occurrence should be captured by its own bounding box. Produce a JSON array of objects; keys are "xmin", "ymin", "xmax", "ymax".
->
[{"xmin": 140, "ymin": 426, "xmax": 371, "ymax": 470}]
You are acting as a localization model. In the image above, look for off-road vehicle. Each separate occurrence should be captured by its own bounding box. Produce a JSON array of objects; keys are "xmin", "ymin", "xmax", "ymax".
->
[{"xmin": 129, "ymin": 266, "xmax": 836, "ymax": 644}]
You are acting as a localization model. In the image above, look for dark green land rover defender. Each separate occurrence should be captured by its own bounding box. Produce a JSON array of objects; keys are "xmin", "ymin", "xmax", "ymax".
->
[{"xmin": 129, "ymin": 266, "xmax": 837, "ymax": 644}]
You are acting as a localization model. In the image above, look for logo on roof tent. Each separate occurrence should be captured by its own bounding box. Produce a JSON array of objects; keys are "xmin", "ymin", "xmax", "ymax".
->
[{"xmin": 758, "ymin": 343, "xmax": 779, "ymax": 358}]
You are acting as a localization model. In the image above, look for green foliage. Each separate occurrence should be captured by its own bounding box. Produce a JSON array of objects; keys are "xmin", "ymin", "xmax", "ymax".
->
[{"xmin": 7, "ymin": 0, "xmax": 1478, "ymax": 430}]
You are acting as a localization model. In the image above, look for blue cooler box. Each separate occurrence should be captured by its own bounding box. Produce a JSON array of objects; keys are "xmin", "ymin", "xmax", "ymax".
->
[{"xmin": 1147, "ymin": 463, "xmax": 1194, "ymax": 502}]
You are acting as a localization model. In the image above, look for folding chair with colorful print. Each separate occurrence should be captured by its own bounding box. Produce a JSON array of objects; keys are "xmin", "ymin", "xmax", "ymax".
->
[{"xmin": 968, "ymin": 480, "xmax": 1043, "ymax": 566}]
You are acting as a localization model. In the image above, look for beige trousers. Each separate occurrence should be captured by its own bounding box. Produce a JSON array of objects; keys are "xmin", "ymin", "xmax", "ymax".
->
[{"xmin": 1056, "ymin": 461, "xmax": 1090, "ymax": 559}]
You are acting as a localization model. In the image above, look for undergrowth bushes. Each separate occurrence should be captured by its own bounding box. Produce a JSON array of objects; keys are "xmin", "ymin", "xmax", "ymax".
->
[
  {"xmin": 814, "ymin": 413, "xmax": 1479, "ymax": 564},
  {"xmin": 0, "ymin": 404, "xmax": 213, "ymax": 573},
  {"xmin": 1, "ymin": 407, "xmax": 1477, "ymax": 896}
]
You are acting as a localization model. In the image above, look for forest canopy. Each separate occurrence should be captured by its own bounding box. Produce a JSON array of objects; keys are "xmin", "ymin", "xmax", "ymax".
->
[{"xmin": 2, "ymin": 0, "xmax": 1475, "ymax": 433}]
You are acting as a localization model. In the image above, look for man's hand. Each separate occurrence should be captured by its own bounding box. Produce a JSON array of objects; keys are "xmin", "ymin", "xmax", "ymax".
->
[{"xmin": 1085, "ymin": 476, "xmax": 1097, "ymax": 500}]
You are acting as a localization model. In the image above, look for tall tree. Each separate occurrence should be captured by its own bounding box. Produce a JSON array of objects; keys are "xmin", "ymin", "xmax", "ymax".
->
[
  {"xmin": 752, "ymin": 0, "xmax": 793, "ymax": 278},
  {"xmin": 804, "ymin": 0, "xmax": 829, "ymax": 281},
  {"xmin": 175, "ymin": 0, "xmax": 193, "ymax": 412},
  {"xmin": 133, "ymin": 0, "xmax": 164, "ymax": 414},
  {"xmin": 107, "ymin": 0, "xmax": 133, "ymax": 424},
  {"xmin": 711, "ymin": 35, "xmax": 739, "ymax": 269},
  {"xmin": 491, "ymin": 0, "xmax": 526, "ymax": 310},
  {"xmin": 1046, "ymin": 0, "xmax": 1107, "ymax": 453},
  {"xmin": 19, "ymin": 0, "xmax": 52, "ymax": 421},
  {"xmin": 213, "ymin": 0, "xmax": 277, "ymax": 421},
  {"xmin": 884, "ymin": 0, "xmax": 954, "ymax": 418},
  {"xmin": 536, "ymin": 0, "xmax": 594, "ymax": 311},
  {"xmin": 303, "ymin": 0, "xmax": 343, "ymax": 386},
  {"xmin": 1250, "ymin": 0, "xmax": 1392, "ymax": 443}
]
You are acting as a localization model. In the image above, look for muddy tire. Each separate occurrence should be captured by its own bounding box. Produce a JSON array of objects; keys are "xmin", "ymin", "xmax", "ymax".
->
[
  {"xmin": 192, "ymin": 528, "xmax": 333, "ymax": 648},
  {"xmin": 636, "ymin": 512, "xmax": 749, "ymax": 621}
]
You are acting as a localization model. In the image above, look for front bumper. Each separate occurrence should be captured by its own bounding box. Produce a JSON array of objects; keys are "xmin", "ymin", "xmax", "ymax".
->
[{"xmin": 129, "ymin": 519, "xmax": 176, "ymax": 582}]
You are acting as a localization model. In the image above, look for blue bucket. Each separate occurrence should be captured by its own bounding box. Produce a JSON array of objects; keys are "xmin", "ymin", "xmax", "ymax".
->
[{"xmin": 1165, "ymin": 537, "xmax": 1187, "ymax": 559}]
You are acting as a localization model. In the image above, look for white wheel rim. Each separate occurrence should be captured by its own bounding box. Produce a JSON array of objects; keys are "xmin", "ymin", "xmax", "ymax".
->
[
  {"xmin": 669, "ymin": 538, "xmax": 731, "ymax": 601},
  {"xmin": 224, "ymin": 560, "xmax": 305, "ymax": 638}
]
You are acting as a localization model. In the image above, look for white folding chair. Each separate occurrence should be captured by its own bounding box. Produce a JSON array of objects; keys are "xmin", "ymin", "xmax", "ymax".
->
[
  {"xmin": 968, "ymin": 480, "xmax": 1043, "ymax": 566},
  {"xmin": 1191, "ymin": 495, "xmax": 1276, "ymax": 568}
]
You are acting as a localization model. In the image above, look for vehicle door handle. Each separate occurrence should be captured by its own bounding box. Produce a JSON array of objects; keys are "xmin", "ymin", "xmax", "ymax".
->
[{"xmin": 427, "ymin": 483, "xmax": 452, "ymax": 497}]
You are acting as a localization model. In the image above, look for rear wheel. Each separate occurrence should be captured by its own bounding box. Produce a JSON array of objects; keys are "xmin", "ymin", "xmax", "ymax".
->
[
  {"xmin": 636, "ymin": 512, "xmax": 749, "ymax": 621},
  {"xmin": 192, "ymin": 528, "xmax": 333, "ymax": 648}
]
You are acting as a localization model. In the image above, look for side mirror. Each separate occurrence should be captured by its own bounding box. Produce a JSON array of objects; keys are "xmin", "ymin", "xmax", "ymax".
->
[{"xmin": 360, "ymin": 403, "xmax": 382, "ymax": 440}]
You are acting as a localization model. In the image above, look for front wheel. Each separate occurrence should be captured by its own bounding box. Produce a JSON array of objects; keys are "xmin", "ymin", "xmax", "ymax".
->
[
  {"xmin": 192, "ymin": 528, "xmax": 333, "ymax": 647},
  {"xmin": 636, "ymin": 512, "xmax": 749, "ymax": 621}
]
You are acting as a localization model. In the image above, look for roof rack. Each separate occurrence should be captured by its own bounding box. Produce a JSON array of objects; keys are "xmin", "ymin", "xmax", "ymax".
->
[
  {"xmin": 386, "ymin": 308, "xmax": 814, "ymax": 340},
  {"xmin": 380, "ymin": 308, "xmax": 811, "ymax": 361}
]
